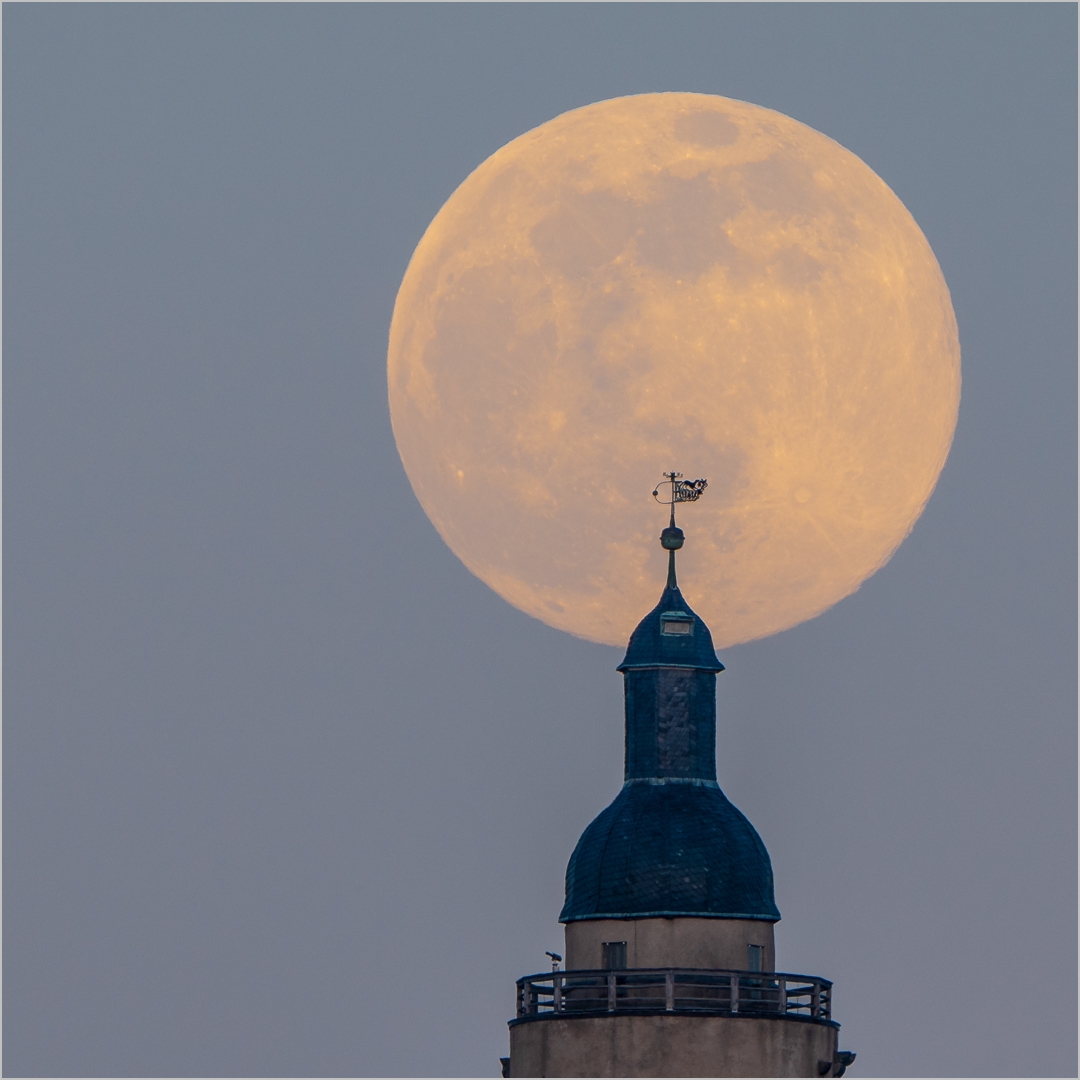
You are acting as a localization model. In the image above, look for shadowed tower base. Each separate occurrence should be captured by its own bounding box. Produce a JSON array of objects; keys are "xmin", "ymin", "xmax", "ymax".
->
[{"xmin": 510, "ymin": 1012, "xmax": 839, "ymax": 1078}]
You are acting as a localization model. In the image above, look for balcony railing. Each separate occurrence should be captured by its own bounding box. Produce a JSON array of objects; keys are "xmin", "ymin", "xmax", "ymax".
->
[{"xmin": 516, "ymin": 968, "xmax": 832, "ymax": 1022}]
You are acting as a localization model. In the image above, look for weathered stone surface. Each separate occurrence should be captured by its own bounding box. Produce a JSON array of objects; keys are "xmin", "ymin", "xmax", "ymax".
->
[
  {"xmin": 565, "ymin": 916, "xmax": 775, "ymax": 972},
  {"xmin": 509, "ymin": 1014, "xmax": 837, "ymax": 1078}
]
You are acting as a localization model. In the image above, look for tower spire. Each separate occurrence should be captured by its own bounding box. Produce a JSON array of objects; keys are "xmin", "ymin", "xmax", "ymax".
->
[
  {"xmin": 508, "ymin": 470, "xmax": 851, "ymax": 1079},
  {"xmin": 653, "ymin": 471, "xmax": 707, "ymax": 590}
]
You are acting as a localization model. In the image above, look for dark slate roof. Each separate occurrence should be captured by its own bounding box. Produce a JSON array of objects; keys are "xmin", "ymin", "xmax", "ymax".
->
[
  {"xmin": 617, "ymin": 584, "xmax": 724, "ymax": 673},
  {"xmin": 560, "ymin": 780, "xmax": 780, "ymax": 922},
  {"xmin": 561, "ymin": 563, "xmax": 777, "ymax": 924}
]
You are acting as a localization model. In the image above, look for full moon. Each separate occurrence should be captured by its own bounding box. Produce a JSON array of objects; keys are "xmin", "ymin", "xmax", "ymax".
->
[{"xmin": 388, "ymin": 93, "xmax": 960, "ymax": 648}]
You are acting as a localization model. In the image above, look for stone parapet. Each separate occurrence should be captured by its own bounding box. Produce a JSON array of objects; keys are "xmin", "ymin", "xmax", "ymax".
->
[{"xmin": 509, "ymin": 1012, "xmax": 839, "ymax": 1078}]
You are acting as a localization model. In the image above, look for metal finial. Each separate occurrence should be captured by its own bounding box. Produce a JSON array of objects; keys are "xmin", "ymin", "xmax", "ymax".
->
[{"xmin": 651, "ymin": 472, "xmax": 708, "ymax": 589}]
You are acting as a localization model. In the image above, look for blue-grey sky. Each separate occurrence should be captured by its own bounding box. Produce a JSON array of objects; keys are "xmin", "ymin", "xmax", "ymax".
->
[{"xmin": 5, "ymin": 5, "xmax": 1076, "ymax": 1078}]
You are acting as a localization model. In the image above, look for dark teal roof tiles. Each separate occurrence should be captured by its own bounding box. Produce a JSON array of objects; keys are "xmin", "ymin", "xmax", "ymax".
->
[
  {"xmin": 617, "ymin": 585, "xmax": 724, "ymax": 673},
  {"xmin": 560, "ymin": 779, "xmax": 780, "ymax": 922},
  {"xmin": 561, "ymin": 568, "xmax": 779, "ymax": 925}
]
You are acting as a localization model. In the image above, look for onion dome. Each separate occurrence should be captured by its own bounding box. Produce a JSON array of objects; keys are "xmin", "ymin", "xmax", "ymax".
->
[
  {"xmin": 560, "ymin": 781, "xmax": 780, "ymax": 921},
  {"xmin": 560, "ymin": 509, "xmax": 779, "ymax": 924}
]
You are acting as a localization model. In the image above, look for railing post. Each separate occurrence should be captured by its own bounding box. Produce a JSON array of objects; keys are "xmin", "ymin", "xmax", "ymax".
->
[
  {"xmin": 811, "ymin": 981, "xmax": 820, "ymax": 1020},
  {"xmin": 665, "ymin": 970, "xmax": 675, "ymax": 1011},
  {"xmin": 777, "ymin": 977, "xmax": 787, "ymax": 1015},
  {"xmin": 730, "ymin": 974, "xmax": 739, "ymax": 1013},
  {"xmin": 608, "ymin": 972, "xmax": 617, "ymax": 1012},
  {"xmin": 553, "ymin": 974, "xmax": 562, "ymax": 1014}
]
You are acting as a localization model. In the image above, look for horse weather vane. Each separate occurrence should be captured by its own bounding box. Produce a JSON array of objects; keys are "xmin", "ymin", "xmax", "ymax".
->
[{"xmin": 652, "ymin": 472, "xmax": 707, "ymax": 588}]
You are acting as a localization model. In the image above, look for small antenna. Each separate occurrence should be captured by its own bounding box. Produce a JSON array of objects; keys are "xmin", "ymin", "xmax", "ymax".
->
[{"xmin": 651, "ymin": 472, "xmax": 707, "ymax": 589}]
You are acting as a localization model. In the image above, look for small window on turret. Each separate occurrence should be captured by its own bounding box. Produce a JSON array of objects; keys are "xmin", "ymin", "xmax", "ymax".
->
[
  {"xmin": 747, "ymin": 944, "xmax": 763, "ymax": 972},
  {"xmin": 602, "ymin": 941, "xmax": 627, "ymax": 970},
  {"xmin": 661, "ymin": 613, "xmax": 694, "ymax": 635}
]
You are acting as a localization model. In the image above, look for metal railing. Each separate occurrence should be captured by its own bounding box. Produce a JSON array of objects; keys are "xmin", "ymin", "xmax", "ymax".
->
[{"xmin": 516, "ymin": 968, "xmax": 832, "ymax": 1022}]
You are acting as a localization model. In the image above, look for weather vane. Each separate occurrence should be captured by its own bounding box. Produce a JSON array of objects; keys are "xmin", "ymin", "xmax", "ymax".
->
[
  {"xmin": 653, "ymin": 472, "xmax": 708, "ymax": 512},
  {"xmin": 652, "ymin": 472, "xmax": 707, "ymax": 588}
]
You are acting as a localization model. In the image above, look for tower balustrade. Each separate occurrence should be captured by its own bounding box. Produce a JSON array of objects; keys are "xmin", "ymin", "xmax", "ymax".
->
[{"xmin": 514, "ymin": 968, "xmax": 834, "ymax": 1022}]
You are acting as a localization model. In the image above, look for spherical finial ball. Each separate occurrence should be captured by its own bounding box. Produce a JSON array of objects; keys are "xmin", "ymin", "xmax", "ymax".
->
[{"xmin": 660, "ymin": 526, "xmax": 685, "ymax": 551}]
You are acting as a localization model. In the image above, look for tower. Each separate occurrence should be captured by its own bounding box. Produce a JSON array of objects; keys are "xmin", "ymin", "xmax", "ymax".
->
[{"xmin": 505, "ymin": 478, "xmax": 854, "ymax": 1078}]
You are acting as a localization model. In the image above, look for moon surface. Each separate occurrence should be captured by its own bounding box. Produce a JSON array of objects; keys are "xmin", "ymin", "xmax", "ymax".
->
[{"xmin": 388, "ymin": 93, "xmax": 960, "ymax": 648}]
